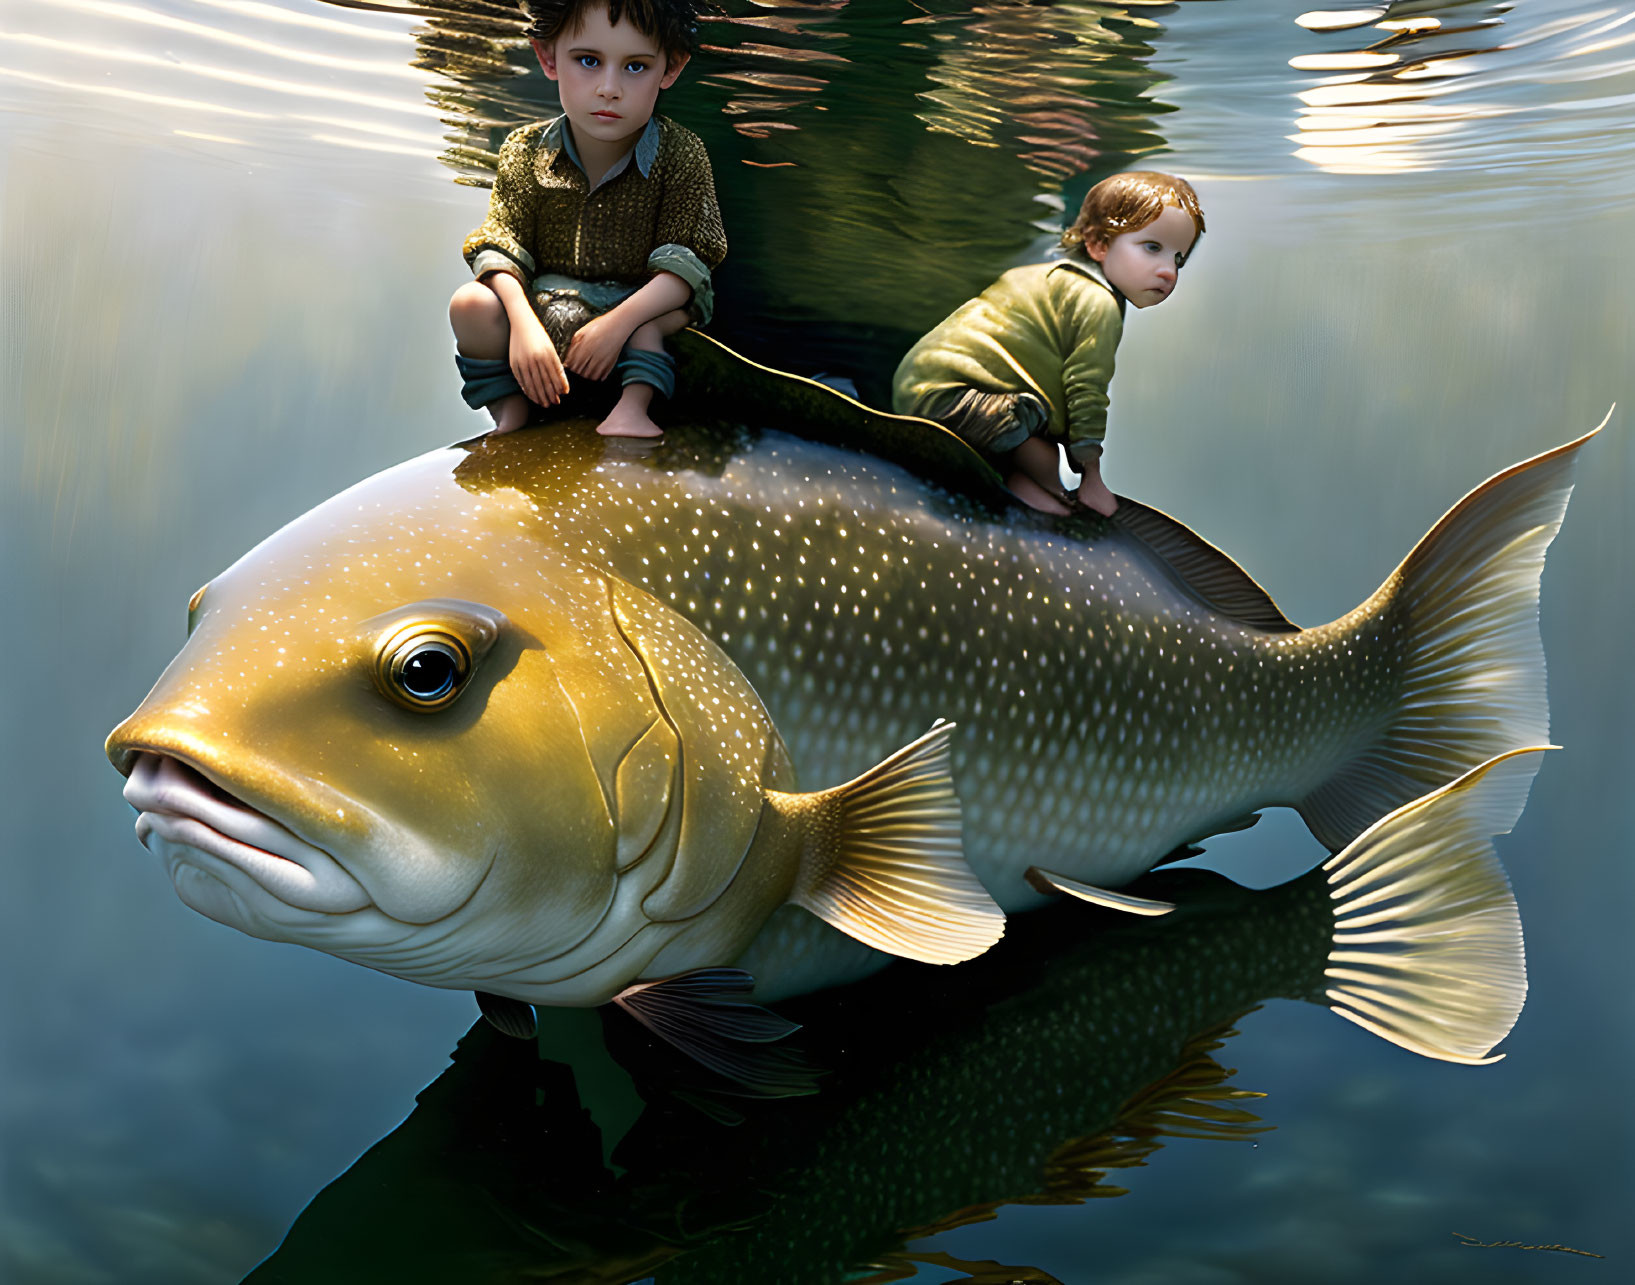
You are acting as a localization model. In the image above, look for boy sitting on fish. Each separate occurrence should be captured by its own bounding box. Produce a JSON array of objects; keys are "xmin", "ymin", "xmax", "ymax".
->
[
  {"xmin": 892, "ymin": 172, "xmax": 1203, "ymax": 516},
  {"xmin": 449, "ymin": 0, "xmax": 726, "ymax": 439}
]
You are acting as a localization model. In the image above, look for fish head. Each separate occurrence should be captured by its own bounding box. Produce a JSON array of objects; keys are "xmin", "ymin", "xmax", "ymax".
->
[{"xmin": 106, "ymin": 459, "xmax": 793, "ymax": 1004}]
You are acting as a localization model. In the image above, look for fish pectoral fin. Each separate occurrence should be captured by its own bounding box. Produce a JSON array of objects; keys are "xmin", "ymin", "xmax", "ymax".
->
[
  {"xmin": 1025, "ymin": 867, "xmax": 1176, "ymax": 916},
  {"xmin": 475, "ymin": 990, "xmax": 538, "ymax": 1039},
  {"xmin": 612, "ymin": 967, "xmax": 818, "ymax": 1096},
  {"xmin": 1319, "ymin": 747, "xmax": 1547, "ymax": 1066},
  {"xmin": 785, "ymin": 721, "xmax": 1006, "ymax": 966}
]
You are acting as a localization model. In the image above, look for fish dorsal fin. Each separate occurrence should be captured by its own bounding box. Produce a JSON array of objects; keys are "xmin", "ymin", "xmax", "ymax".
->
[
  {"xmin": 1110, "ymin": 498, "xmax": 1300, "ymax": 633},
  {"xmin": 670, "ymin": 328, "xmax": 1013, "ymax": 507},
  {"xmin": 772, "ymin": 722, "xmax": 1006, "ymax": 965},
  {"xmin": 669, "ymin": 329, "xmax": 1301, "ymax": 627}
]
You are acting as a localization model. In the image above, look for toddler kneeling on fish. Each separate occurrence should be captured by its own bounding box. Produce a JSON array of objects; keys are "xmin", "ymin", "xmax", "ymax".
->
[
  {"xmin": 448, "ymin": 0, "xmax": 726, "ymax": 439},
  {"xmin": 892, "ymin": 172, "xmax": 1203, "ymax": 515}
]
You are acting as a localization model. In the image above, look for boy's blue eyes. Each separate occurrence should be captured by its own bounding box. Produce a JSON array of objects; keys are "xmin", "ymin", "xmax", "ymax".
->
[
  {"xmin": 574, "ymin": 55, "xmax": 650, "ymax": 73},
  {"xmin": 1137, "ymin": 241, "xmax": 1187, "ymax": 268}
]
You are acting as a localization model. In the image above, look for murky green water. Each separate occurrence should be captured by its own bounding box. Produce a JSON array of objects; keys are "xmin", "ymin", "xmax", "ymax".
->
[{"xmin": 3, "ymin": 1, "xmax": 1632, "ymax": 1281}]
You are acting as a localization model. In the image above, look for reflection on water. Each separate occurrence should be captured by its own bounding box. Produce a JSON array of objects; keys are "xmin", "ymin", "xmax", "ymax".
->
[
  {"xmin": 10, "ymin": 0, "xmax": 1635, "ymax": 386},
  {"xmin": 246, "ymin": 870, "xmax": 1314, "ymax": 1284},
  {"xmin": 303, "ymin": 1, "xmax": 1183, "ymax": 188},
  {"xmin": 298, "ymin": 0, "xmax": 1194, "ymax": 394},
  {"xmin": 1290, "ymin": 1, "xmax": 1635, "ymax": 176}
]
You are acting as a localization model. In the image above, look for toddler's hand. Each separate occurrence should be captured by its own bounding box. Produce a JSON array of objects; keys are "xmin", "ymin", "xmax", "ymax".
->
[
  {"xmin": 564, "ymin": 314, "xmax": 633, "ymax": 383},
  {"xmin": 510, "ymin": 319, "xmax": 568, "ymax": 407}
]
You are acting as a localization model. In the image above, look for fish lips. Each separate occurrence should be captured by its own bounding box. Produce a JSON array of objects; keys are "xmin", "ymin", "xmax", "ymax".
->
[
  {"xmin": 107, "ymin": 708, "xmax": 499, "ymax": 925},
  {"xmin": 122, "ymin": 752, "xmax": 372, "ymax": 917}
]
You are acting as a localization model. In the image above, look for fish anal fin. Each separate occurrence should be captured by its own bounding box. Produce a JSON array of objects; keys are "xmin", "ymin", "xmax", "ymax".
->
[
  {"xmin": 612, "ymin": 967, "xmax": 819, "ymax": 1096},
  {"xmin": 781, "ymin": 722, "xmax": 1006, "ymax": 966},
  {"xmin": 1111, "ymin": 498, "xmax": 1299, "ymax": 633},
  {"xmin": 475, "ymin": 990, "xmax": 538, "ymax": 1039},
  {"xmin": 1026, "ymin": 867, "xmax": 1176, "ymax": 917}
]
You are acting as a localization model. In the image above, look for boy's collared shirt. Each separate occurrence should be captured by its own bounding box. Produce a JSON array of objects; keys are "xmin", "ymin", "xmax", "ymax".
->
[
  {"xmin": 548, "ymin": 114, "xmax": 661, "ymax": 192},
  {"xmin": 463, "ymin": 114, "xmax": 726, "ymax": 323}
]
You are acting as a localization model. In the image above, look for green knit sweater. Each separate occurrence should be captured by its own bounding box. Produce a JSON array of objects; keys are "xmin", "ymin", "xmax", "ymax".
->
[{"xmin": 892, "ymin": 257, "xmax": 1124, "ymax": 466}]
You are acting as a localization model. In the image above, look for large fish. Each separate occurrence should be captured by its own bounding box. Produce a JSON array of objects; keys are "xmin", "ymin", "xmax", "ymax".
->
[
  {"xmin": 105, "ymin": 346, "xmax": 1588, "ymax": 1054},
  {"xmin": 244, "ymin": 750, "xmax": 1542, "ymax": 1285}
]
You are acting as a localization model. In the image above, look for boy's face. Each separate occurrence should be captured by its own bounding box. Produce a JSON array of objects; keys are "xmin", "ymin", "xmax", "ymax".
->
[
  {"xmin": 535, "ymin": 5, "xmax": 688, "ymax": 153},
  {"xmin": 1087, "ymin": 203, "xmax": 1198, "ymax": 309}
]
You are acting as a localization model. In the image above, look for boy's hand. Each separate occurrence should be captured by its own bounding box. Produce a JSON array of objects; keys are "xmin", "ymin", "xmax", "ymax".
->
[
  {"xmin": 564, "ymin": 314, "xmax": 634, "ymax": 383},
  {"xmin": 510, "ymin": 318, "xmax": 568, "ymax": 407}
]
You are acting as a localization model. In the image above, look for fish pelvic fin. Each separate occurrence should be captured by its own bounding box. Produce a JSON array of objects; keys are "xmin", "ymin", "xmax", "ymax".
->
[
  {"xmin": 1025, "ymin": 867, "xmax": 1176, "ymax": 916},
  {"xmin": 612, "ymin": 967, "xmax": 818, "ymax": 1095},
  {"xmin": 475, "ymin": 991, "xmax": 538, "ymax": 1039},
  {"xmin": 1301, "ymin": 423, "xmax": 1595, "ymax": 849},
  {"xmin": 1320, "ymin": 747, "xmax": 1546, "ymax": 1065},
  {"xmin": 772, "ymin": 722, "xmax": 1006, "ymax": 966}
]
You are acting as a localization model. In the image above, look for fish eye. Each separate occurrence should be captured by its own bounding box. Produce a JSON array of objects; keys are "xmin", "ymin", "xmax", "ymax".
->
[
  {"xmin": 379, "ymin": 629, "xmax": 472, "ymax": 712},
  {"xmin": 187, "ymin": 583, "xmax": 208, "ymax": 636}
]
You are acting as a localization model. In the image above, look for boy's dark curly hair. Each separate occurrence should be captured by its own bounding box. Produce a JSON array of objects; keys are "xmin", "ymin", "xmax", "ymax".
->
[{"xmin": 523, "ymin": 1, "xmax": 704, "ymax": 60}]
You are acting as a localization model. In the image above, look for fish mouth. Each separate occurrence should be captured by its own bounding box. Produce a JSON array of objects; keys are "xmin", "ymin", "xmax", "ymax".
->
[{"xmin": 122, "ymin": 751, "xmax": 373, "ymax": 916}]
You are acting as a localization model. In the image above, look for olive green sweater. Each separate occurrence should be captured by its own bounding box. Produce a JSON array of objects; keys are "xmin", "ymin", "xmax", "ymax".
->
[{"xmin": 892, "ymin": 257, "xmax": 1124, "ymax": 466}]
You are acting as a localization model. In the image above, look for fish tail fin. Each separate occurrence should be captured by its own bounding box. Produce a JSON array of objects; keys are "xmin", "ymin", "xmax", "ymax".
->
[
  {"xmin": 1300, "ymin": 421, "xmax": 1599, "ymax": 849},
  {"xmin": 775, "ymin": 722, "xmax": 1006, "ymax": 965},
  {"xmin": 1319, "ymin": 748, "xmax": 1545, "ymax": 1064}
]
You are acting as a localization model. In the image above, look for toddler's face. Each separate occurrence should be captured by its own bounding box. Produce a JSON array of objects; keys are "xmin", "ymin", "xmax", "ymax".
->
[
  {"xmin": 536, "ymin": 4, "xmax": 688, "ymax": 152},
  {"xmin": 1088, "ymin": 204, "xmax": 1198, "ymax": 309}
]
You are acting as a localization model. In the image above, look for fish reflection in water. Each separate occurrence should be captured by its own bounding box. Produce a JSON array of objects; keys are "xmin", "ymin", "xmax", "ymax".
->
[{"xmin": 243, "ymin": 778, "xmax": 1532, "ymax": 1285}]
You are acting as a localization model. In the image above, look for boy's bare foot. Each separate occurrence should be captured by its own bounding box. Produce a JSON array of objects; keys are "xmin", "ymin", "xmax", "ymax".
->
[
  {"xmin": 1006, "ymin": 472, "xmax": 1072, "ymax": 515},
  {"xmin": 487, "ymin": 393, "xmax": 531, "ymax": 435},
  {"xmin": 597, "ymin": 387, "xmax": 663, "ymax": 438},
  {"xmin": 1074, "ymin": 472, "xmax": 1119, "ymax": 516}
]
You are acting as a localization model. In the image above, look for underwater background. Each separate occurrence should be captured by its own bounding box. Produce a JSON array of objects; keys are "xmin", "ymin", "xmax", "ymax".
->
[{"xmin": 2, "ymin": 0, "xmax": 1632, "ymax": 1280}]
